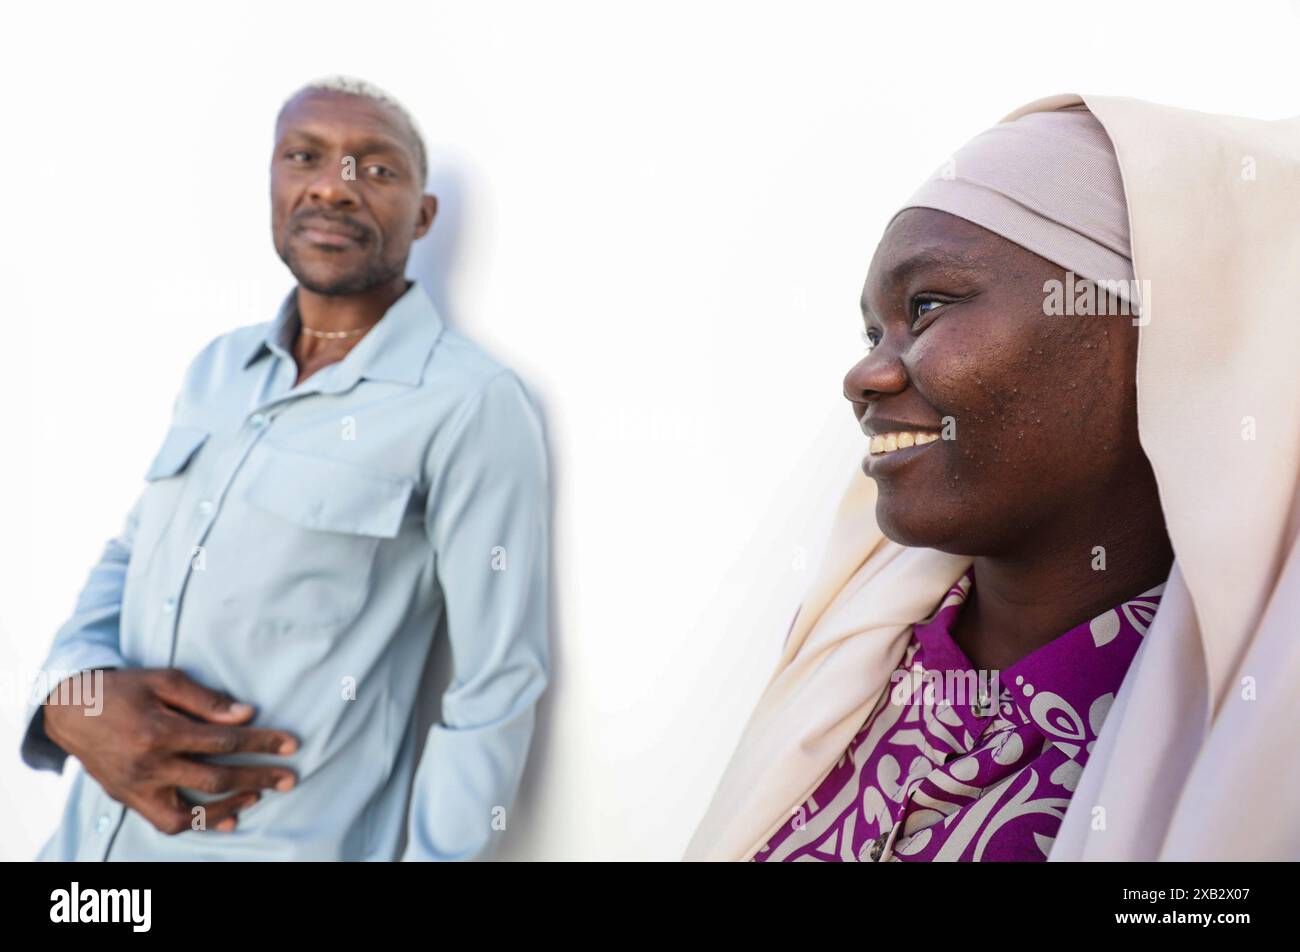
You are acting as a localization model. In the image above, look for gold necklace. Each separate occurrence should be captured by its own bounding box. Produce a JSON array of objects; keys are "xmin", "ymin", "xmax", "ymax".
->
[{"xmin": 299, "ymin": 324, "xmax": 369, "ymax": 340}]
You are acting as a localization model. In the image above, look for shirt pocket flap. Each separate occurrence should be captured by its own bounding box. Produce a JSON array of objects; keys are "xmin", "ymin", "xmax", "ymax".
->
[
  {"xmin": 145, "ymin": 424, "xmax": 210, "ymax": 480},
  {"xmin": 243, "ymin": 446, "xmax": 415, "ymax": 539}
]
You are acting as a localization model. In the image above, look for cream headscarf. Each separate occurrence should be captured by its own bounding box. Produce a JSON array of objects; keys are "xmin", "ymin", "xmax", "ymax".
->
[
  {"xmin": 684, "ymin": 93, "xmax": 1300, "ymax": 861},
  {"xmin": 897, "ymin": 104, "xmax": 1136, "ymax": 302}
]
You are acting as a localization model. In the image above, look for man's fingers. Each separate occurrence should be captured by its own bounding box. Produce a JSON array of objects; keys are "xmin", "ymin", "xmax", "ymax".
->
[
  {"xmin": 132, "ymin": 797, "xmax": 188, "ymax": 837},
  {"xmin": 148, "ymin": 668, "xmax": 256, "ymax": 724},
  {"xmin": 161, "ymin": 717, "xmax": 298, "ymax": 757},
  {"xmin": 133, "ymin": 788, "xmax": 201, "ymax": 837},
  {"xmin": 164, "ymin": 758, "xmax": 296, "ymax": 797},
  {"xmin": 141, "ymin": 788, "xmax": 259, "ymax": 835},
  {"xmin": 179, "ymin": 791, "xmax": 262, "ymax": 833}
]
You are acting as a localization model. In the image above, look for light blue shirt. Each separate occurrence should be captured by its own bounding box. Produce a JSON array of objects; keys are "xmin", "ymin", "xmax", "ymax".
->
[{"xmin": 22, "ymin": 280, "xmax": 551, "ymax": 860}]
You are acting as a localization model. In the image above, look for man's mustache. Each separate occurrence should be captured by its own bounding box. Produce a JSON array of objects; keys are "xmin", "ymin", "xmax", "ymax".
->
[{"xmin": 292, "ymin": 212, "xmax": 371, "ymax": 241}]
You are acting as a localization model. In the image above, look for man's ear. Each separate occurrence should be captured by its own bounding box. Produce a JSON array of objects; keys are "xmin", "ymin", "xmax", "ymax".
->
[{"xmin": 414, "ymin": 194, "xmax": 438, "ymax": 239}]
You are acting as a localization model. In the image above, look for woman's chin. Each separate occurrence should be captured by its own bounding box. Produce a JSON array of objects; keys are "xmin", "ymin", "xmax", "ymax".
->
[{"xmin": 875, "ymin": 499, "xmax": 962, "ymax": 552}]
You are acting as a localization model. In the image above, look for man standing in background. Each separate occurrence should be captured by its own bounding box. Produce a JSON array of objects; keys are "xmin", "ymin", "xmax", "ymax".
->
[{"xmin": 22, "ymin": 76, "xmax": 551, "ymax": 860}]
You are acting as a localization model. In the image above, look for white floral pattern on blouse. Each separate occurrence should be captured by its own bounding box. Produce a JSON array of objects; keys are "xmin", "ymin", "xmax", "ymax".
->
[{"xmin": 752, "ymin": 568, "xmax": 1165, "ymax": 862}]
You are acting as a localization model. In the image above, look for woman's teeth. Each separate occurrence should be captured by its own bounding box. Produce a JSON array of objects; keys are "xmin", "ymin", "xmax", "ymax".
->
[{"xmin": 868, "ymin": 431, "xmax": 940, "ymax": 455}]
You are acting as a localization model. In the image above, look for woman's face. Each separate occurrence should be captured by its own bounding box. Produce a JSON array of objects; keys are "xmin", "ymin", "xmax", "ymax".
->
[{"xmin": 845, "ymin": 207, "xmax": 1146, "ymax": 555}]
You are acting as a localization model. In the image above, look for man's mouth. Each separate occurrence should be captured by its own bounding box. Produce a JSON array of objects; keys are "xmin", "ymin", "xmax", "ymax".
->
[{"xmin": 296, "ymin": 219, "xmax": 366, "ymax": 248}]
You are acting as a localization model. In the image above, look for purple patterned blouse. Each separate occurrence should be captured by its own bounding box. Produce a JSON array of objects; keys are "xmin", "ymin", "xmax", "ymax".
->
[{"xmin": 752, "ymin": 567, "xmax": 1165, "ymax": 862}]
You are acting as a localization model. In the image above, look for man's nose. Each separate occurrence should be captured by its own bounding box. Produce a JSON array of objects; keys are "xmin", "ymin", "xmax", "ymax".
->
[{"xmin": 307, "ymin": 166, "xmax": 359, "ymax": 207}]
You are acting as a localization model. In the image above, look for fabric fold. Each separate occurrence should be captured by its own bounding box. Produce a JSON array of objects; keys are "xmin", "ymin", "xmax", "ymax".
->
[{"xmin": 685, "ymin": 93, "xmax": 1300, "ymax": 862}]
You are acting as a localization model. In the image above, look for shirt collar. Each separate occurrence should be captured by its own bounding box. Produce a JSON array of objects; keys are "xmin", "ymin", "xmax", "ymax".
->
[
  {"xmin": 241, "ymin": 280, "xmax": 444, "ymax": 389},
  {"xmin": 913, "ymin": 566, "xmax": 1167, "ymax": 734}
]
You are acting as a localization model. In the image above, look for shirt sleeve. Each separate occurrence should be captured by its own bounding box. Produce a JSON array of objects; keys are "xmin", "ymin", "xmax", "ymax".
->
[
  {"xmin": 403, "ymin": 369, "xmax": 551, "ymax": 861},
  {"xmin": 20, "ymin": 344, "xmax": 207, "ymax": 775},
  {"xmin": 19, "ymin": 496, "xmax": 140, "ymax": 772}
]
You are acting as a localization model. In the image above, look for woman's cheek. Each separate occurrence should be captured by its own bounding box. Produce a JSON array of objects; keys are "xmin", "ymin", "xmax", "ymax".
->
[{"xmin": 907, "ymin": 316, "xmax": 1017, "ymax": 429}]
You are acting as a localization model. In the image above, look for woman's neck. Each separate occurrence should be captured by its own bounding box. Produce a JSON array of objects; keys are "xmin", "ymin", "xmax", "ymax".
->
[{"xmin": 950, "ymin": 466, "xmax": 1174, "ymax": 671}]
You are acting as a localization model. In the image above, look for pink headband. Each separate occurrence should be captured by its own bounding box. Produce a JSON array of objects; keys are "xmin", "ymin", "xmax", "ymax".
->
[{"xmin": 892, "ymin": 106, "xmax": 1135, "ymax": 302}]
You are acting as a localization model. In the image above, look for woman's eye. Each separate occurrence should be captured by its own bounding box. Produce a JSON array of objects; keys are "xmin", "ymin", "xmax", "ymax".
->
[{"xmin": 912, "ymin": 298, "xmax": 945, "ymax": 323}]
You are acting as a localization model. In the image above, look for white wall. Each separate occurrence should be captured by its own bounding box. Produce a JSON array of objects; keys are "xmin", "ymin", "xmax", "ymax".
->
[{"xmin": 1, "ymin": 0, "xmax": 1296, "ymax": 860}]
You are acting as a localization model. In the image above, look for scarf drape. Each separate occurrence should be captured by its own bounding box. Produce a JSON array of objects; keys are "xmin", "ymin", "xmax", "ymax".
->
[{"xmin": 684, "ymin": 93, "xmax": 1300, "ymax": 862}]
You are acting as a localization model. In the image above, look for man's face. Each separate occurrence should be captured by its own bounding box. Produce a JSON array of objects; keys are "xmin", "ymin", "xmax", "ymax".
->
[{"xmin": 270, "ymin": 90, "xmax": 436, "ymax": 295}]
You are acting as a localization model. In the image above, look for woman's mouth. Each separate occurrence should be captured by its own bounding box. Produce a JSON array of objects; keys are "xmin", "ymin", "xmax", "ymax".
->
[
  {"xmin": 866, "ymin": 430, "xmax": 941, "ymax": 455},
  {"xmin": 862, "ymin": 430, "xmax": 942, "ymax": 477}
]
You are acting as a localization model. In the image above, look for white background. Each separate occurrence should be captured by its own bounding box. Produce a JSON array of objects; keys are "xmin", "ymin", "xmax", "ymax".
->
[{"xmin": 1, "ymin": 0, "xmax": 1296, "ymax": 860}]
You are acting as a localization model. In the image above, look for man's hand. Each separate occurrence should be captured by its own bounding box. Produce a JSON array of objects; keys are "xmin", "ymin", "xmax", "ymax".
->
[{"xmin": 41, "ymin": 668, "xmax": 298, "ymax": 836}]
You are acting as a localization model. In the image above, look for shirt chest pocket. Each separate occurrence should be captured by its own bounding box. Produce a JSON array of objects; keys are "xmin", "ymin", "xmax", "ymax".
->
[
  {"xmin": 226, "ymin": 445, "xmax": 416, "ymax": 632},
  {"xmin": 145, "ymin": 424, "xmax": 211, "ymax": 480},
  {"xmin": 128, "ymin": 424, "xmax": 212, "ymax": 582}
]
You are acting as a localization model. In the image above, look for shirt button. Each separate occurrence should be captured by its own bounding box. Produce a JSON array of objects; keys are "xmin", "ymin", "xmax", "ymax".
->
[
  {"xmin": 95, "ymin": 814, "xmax": 112, "ymax": 834},
  {"xmin": 197, "ymin": 500, "xmax": 214, "ymax": 517},
  {"xmin": 162, "ymin": 598, "xmax": 177, "ymax": 614},
  {"xmin": 250, "ymin": 413, "xmax": 268, "ymax": 429}
]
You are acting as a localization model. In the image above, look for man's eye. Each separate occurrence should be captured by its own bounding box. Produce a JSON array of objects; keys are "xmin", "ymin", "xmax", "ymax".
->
[
  {"xmin": 860, "ymin": 327, "xmax": 881, "ymax": 350},
  {"xmin": 367, "ymin": 165, "xmax": 396, "ymax": 178},
  {"xmin": 286, "ymin": 150, "xmax": 312, "ymax": 162}
]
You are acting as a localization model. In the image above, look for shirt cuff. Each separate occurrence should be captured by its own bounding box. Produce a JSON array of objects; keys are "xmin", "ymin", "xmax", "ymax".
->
[{"xmin": 20, "ymin": 647, "xmax": 126, "ymax": 773}]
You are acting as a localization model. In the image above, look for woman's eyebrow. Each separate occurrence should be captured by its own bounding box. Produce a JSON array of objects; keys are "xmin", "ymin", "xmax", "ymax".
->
[
  {"xmin": 862, "ymin": 247, "xmax": 984, "ymax": 318},
  {"xmin": 891, "ymin": 247, "xmax": 982, "ymax": 280}
]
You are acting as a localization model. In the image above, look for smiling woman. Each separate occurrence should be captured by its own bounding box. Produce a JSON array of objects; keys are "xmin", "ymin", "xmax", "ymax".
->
[{"xmin": 685, "ymin": 94, "xmax": 1300, "ymax": 862}]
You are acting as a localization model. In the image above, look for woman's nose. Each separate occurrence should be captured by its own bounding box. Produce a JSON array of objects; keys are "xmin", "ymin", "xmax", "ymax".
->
[{"xmin": 843, "ymin": 345, "xmax": 908, "ymax": 404}]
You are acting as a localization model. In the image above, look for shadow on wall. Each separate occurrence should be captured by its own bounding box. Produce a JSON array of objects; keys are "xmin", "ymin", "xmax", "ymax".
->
[
  {"xmin": 398, "ymin": 157, "xmax": 562, "ymax": 861},
  {"xmin": 408, "ymin": 157, "xmax": 465, "ymax": 327}
]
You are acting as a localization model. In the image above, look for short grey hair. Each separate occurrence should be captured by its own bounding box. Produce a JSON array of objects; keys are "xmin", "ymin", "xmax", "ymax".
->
[{"xmin": 278, "ymin": 74, "xmax": 428, "ymax": 185}]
